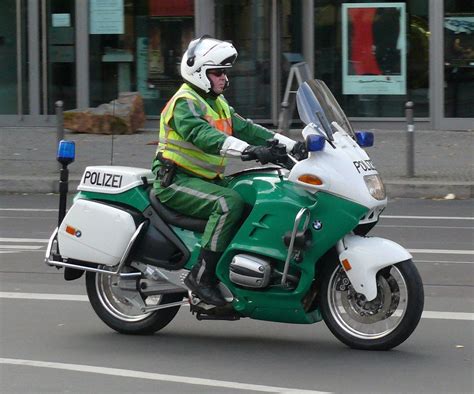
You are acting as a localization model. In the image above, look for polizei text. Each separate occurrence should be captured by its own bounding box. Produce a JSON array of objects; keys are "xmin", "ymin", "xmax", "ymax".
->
[
  {"xmin": 83, "ymin": 171, "xmax": 123, "ymax": 188},
  {"xmin": 353, "ymin": 160, "xmax": 376, "ymax": 173}
]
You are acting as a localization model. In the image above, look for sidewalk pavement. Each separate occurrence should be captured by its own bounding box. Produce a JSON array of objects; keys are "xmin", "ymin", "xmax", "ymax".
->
[{"xmin": 0, "ymin": 127, "xmax": 473, "ymax": 198}]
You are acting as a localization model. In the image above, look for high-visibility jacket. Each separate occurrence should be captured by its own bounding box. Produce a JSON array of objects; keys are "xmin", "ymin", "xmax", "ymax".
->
[{"xmin": 158, "ymin": 84, "xmax": 233, "ymax": 179}]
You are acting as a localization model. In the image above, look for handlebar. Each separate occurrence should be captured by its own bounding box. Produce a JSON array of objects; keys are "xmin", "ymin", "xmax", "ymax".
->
[{"xmin": 241, "ymin": 140, "xmax": 296, "ymax": 170}]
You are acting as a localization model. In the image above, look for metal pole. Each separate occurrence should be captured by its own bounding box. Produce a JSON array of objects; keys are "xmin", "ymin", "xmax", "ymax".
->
[
  {"xmin": 55, "ymin": 100, "xmax": 64, "ymax": 148},
  {"xmin": 56, "ymin": 100, "xmax": 64, "ymax": 170},
  {"xmin": 16, "ymin": 0, "xmax": 23, "ymax": 120},
  {"xmin": 405, "ymin": 101, "xmax": 415, "ymax": 177},
  {"xmin": 58, "ymin": 163, "xmax": 69, "ymax": 227}
]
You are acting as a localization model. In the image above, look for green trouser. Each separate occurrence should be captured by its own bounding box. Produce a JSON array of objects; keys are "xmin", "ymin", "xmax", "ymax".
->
[{"xmin": 153, "ymin": 170, "xmax": 245, "ymax": 252}]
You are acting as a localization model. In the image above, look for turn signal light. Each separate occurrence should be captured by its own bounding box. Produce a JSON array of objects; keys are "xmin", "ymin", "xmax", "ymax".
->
[
  {"xmin": 65, "ymin": 225, "xmax": 76, "ymax": 235},
  {"xmin": 298, "ymin": 174, "xmax": 323, "ymax": 185},
  {"xmin": 342, "ymin": 259, "xmax": 352, "ymax": 271}
]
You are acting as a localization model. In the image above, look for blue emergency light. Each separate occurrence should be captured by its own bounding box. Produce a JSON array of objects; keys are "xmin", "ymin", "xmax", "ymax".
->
[
  {"xmin": 57, "ymin": 140, "xmax": 76, "ymax": 165},
  {"xmin": 306, "ymin": 134, "xmax": 326, "ymax": 152},
  {"xmin": 355, "ymin": 131, "xmax": 374, "ymax": 147}
]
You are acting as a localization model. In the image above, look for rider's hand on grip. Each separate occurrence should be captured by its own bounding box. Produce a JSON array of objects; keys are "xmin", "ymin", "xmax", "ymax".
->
[
  {"xmin": 241, "ymin": 145, "xmax": 274, "ymax": 164},
  {"xmin": 291, "ymin": 141, "xmax": 308, "ymax": 161}
]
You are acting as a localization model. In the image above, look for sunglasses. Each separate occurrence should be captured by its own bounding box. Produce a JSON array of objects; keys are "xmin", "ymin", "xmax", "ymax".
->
[{"xmin": 207, "ymin": 69, "xmax": 227, "ymax": 77}]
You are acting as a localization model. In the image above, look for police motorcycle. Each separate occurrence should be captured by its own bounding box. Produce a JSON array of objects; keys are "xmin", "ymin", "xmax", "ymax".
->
[{"xmin": 45, "ymin": 79, "xmax": 424, "ymax": 350}]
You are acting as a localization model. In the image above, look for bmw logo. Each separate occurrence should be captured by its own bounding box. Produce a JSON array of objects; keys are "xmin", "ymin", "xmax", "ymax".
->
[
  {"xmin": 312, "ymin": 220, "xmax": 323, "ymax": 230},
  {"xmin": 75, "ymin": 230, "xmax": 82, "ymax": 238}
]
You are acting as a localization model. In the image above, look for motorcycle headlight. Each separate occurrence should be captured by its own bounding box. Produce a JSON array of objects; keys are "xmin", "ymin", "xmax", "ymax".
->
[{"xmin": 364, "ymin": 174, "xmax": 386, "ymax": 200}]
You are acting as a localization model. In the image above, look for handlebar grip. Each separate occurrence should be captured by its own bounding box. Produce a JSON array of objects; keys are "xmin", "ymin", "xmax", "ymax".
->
[{"xmin": 241, "ymin": 153, "xmax": 253, "ymax": 161}]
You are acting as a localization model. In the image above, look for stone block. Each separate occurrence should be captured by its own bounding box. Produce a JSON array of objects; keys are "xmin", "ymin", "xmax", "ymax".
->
[{"xmin": 64, "ymin": 92, "xmax": 145, "ymax": 134}]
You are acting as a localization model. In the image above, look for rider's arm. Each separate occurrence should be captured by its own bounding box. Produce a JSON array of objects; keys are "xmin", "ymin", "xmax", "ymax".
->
[
  {"xmin": 230, "ymin": 108, "xmax": 274, "ymax": 145},
  {"xmin": 170, "ymin": 98, "xmax": 227, "ymax": 154},
  {"xmin": 230, "ymin": 108, "xmax": 296, "ymax": 152}
]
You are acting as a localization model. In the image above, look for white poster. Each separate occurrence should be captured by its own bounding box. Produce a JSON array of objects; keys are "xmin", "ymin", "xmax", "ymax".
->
[
  {"xmin": 52, "ymin": 13, "xmax": 71, "ymax": 27},
  {"xmin": 342, "ymin": 2, "xmax": 406, "ymax": 95},
  {"xmin": 90, "ymin": 0, "xmax": 124, "ymax": 35}
]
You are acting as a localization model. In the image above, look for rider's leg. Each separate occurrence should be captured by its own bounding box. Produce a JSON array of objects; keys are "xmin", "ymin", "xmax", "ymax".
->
[{"xmin": 154, "ymin": 173, "xmax": 244, "ymax": 305}]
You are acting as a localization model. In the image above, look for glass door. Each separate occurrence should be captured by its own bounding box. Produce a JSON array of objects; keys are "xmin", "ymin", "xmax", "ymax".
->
[
  {"xmin": 47, "ymin": 0, "xmax": 76, "ymax": 112},
  {"xmin": 215, "ymin": 0, "xmax": 271, "ymax": 120},
  {"xmin": 0, "ymin": 0, "xmax": 28, "ymax": 116},
  {"xmin": 443, "ymin": 1, "xmax": 474, "ymax": 119},
  {"xmin": 432, "ymin": 0, "xmax": 474, "ymax": 130}
]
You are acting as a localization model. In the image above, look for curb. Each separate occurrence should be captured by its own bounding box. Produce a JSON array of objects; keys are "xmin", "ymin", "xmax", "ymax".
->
[
  {"xmin": 384, "ymin": 180, "xmax": 473, "ymax": 199},
  {"xmin": 1, "ymin": 177, "xmax": 472, "ymax": 199}
]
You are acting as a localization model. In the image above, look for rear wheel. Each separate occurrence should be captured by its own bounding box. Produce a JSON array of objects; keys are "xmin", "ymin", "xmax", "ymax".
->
[
  {"xmin": 319, "ymin": 259, "xmax": 424, "ymax": 350},
  {"xmin": 86, "ymin": 270, "xmax": 183, "ymax": 335}
]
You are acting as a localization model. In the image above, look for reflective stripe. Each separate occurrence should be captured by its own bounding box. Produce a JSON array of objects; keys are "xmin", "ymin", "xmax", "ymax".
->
[
  {"xmin": 164, "ymin": 147, "xmax": 226, "ymax": 173},
  {"xmin": 211, "ymin": 197, "xmax": 229, "ymax": 251},
  {"xmin": 168, "ymin": 184, "xmax": 231, "ymax": 252},
  {"xmin": 185, "ymin": 99, "xmax": 201, "ymax": 118},
  {"xmin": 169, "ymin": 184, "xmax": 220, "ymax": 202},
  {"xmin": 196, "ymin": 262, "xmax": 206, "ymax": 283},
  {"xmin": 166, "ymin": 139, "xmax": 205, "ymax": 152}
]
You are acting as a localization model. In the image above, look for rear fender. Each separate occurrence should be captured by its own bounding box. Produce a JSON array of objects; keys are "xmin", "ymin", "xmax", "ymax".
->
[{"xmin": 337, "ymin": 235, "xmax": 412, "ymax": 301}]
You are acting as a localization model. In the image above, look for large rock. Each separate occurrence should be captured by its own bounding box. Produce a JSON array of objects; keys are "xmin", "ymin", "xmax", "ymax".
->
[{"xmin": 64, "ymin": 92, "xmax": 145, "ymax": 134}]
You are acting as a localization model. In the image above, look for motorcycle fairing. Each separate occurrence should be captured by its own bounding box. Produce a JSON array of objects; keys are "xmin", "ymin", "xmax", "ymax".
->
[{"xmin": 217, "ymin": 174, "xmax": 368, "ymax": 324}]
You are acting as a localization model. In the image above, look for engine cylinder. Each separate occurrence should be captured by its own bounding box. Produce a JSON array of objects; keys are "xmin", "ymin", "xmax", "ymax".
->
[{"xmin": 229, "ymin": 254, "xmax": 271, "ymax": 288}]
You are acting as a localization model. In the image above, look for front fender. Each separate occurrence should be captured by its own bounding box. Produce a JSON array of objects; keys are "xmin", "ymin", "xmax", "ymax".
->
[{"xmin": 338, "ymin": 235, "xmax": 412, "ymax": 301}]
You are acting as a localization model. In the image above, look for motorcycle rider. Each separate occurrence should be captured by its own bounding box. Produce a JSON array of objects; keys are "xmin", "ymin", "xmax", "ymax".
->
[{"xmin": 152, "ymin": 36, "xmax": 302, "ymax": 306}]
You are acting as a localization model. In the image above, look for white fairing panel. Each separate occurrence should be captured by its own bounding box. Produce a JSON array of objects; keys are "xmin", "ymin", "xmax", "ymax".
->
[
  {"xmin": 288, "ymin": 124, "xmax": 386, "ymax": 211},
  {"xmin": 338, "ymin": 235, "xmax": 412, "ymax": 301},
  {"xmin": 78, "ymin": 166, "xmax": 154, "ymax": 194},
  {"xmin": 58, "ymin": 199, "xmax": 136, "ymax": 266}
]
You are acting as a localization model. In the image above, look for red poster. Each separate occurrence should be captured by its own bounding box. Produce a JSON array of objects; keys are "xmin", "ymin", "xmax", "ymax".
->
[
  {"xmin": 149, "ymin": 0, "xmax": 194, "ymax": 17},
  {"xmin": 349, "ymin": 8, "xmax": 382, "ymax": 75}
]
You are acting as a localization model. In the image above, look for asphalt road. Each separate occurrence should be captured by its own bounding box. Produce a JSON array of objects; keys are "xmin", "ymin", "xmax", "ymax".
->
[{"xmin": 0, "ymin": 194, "xmax": 472, "ymax": 394}]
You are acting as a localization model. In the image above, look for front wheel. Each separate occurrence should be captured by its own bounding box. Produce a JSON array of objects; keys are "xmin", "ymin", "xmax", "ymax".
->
[
  {"xmin": 319, "ymin": 259, "xmax": 424, "ymax": 350},
  {"xmin": 86, "ymin": 270, "xmax": 183, "ymax": 335}
]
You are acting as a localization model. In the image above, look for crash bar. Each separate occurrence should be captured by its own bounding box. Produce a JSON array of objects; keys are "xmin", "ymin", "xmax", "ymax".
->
[{"xmin": 281, "ymin": 208, "xmax": 310, "ymax": 286}]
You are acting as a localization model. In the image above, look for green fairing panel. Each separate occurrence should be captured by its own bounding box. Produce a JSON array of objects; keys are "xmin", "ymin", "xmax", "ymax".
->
[
  {"xmin": 170, "ymin": 226, "xmax": 202, "ymax": 268},
  {"xmin": 219, "ymin": 173, "xmax": 368, "ymax": 324},
  {"xmin": 74, "ymin": 187, "xmax": 151, "ymax": 212}
]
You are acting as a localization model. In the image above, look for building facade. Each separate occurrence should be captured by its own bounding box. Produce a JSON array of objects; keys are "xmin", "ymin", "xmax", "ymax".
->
[{"xmin": 1, "ymin": 0, "xmax": 472, "ymax": 130}]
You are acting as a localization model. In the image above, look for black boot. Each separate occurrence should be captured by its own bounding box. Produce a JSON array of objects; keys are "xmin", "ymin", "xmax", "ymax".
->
[{"xmin": 184, "ymin": 249, "xmax": 227, "ymax": 306}]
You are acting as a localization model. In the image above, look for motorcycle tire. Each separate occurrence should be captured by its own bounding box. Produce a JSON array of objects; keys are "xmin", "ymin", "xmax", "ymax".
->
[
  {"xmin": 319, "ymin": 258, "xmax": 424, "ymax": 350},
  {"xmin": 86, "ymin": 271, "xmax": 183, "ymax": 335}
]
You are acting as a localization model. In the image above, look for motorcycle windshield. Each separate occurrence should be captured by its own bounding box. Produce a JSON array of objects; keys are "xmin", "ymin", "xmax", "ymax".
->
[{"xmin": 296, "ymin": 79, "xmax": 355, "ymax": 139}]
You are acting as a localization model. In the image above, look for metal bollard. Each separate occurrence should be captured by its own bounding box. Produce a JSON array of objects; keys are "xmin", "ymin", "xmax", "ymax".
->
[
  {"xmin": 405, "ymin": 101, "xmax": 415, "ymax": 177},
  {"xmin": 55, "ymin": 100, "xmax": 64, "ymax": 146}
]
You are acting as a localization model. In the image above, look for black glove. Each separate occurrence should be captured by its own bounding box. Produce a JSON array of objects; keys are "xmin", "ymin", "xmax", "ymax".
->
[
  {"xmin": 242, "ymin": 145, "xmax": 274, "ymax": 164},
  {"xmin": 291, "ymin": 141, "xmax": 308, "ymax": 161}
]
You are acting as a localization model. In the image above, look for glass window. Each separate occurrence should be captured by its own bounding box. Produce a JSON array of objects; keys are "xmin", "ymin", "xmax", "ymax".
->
[
  {"xmin": 215, "ymin": 0, "xmax": 271, "ymax": 119},
  {"xmin": 444, "ymin": 0, "xmax": 474, "ymax": 118},
  {"xmin": 48, "ymin": 0, "xmax": 76, "ymax": 112},
  {"xmin": 136, "ymin": 0, "xmax": 194, "ymax": 116},
  {"xmin": 281, "ymin": 0, "xmax": 304, "ymax": 100},
  {"xmin": 89, "ymin": 0, "xmax": 136, "ymax": 108},
  {"xmin": 314, "ymin": 0, "xmax": 429, "ymax": 118},
  {"xmin": 89, "ymin": 0, "xmax": 194, "ymax": 116},
  {"xmin": 0, "ymin": 0, "xmax": 28, "ymax": 114}
]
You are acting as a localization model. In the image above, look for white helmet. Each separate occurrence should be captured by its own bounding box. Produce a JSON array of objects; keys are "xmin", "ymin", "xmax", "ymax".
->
[{"xmin": 181, "ymin": 36, "xmax": 238, "ymax": 93}]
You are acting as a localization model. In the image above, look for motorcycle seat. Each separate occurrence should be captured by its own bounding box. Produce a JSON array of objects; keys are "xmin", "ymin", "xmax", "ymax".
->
[{"xmin": 149, "ymin": 189, "xmax": 207, "ymax": 233}]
